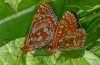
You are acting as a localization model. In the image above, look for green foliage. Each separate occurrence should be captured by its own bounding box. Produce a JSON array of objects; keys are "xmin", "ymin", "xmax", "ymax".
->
[
  {"xmin": 0, "ymin": 0, "xmax": 100, "ymax": 65},
  {"xmin": 0, "ymin": 38, "xmax": 100, "ymax": 65},
  {"xmin": 5, "ymin": 0, "xmax": 21, "ymax": 12}
]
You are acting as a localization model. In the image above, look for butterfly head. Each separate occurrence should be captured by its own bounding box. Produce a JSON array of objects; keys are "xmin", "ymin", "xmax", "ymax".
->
[
  {"xmin": 20, "ymin": 47, "xmax": 27, "ymax": 53},
  {"xmin": 46, "ymin": 45, "xmax": 53, "ymax": 52},
  {"xmin": 46, "ymin": 45, "xmax": 60, "ymax": 53}
]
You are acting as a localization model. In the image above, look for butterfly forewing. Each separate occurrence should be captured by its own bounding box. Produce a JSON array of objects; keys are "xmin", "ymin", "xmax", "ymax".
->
[
  {"xmin": 52, "ymin": 11, "xmax": 77, "ymax": 47},
  {"xmin": 34, "ymin": 2, "xmax": 53, "ymax": 19},
  {"xmin": 20, "ymin": 2, "xmax": 58, "ymax": 52},
  {"xmin": 29, "ymin": 2, "xmax": 54, "ymax": 34}
]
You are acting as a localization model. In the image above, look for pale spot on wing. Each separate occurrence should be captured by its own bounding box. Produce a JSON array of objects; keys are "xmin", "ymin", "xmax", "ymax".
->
[
  {"xmin": 66, "ymin": 43, "xmax": 69, "ymax": 46},
  {"xmin": 43, "ymin": 23, "xmax": 47, "ymax": 28},
  {"xmin": 33, "ymin": 37, "xmax": 37, "ymax": 41},
  {"xmin": 66, "ymin": 17, "xmax": 70, "ymax": 21},
  {"xmin": 60, "ymin": 25, "xmax": 64, "ymax": 28},
  {"xmin": 37, "ymin": 9, "xmax": 40, "ymax": 13},
  {"xmin": 58, "ymin": 31, "xmax": 62, "ymax": 34},
  {"xmin": 43, "ymin": 28, "xmax": 48, "ymax": 32},
  {"xmin": 59, "ymin": 39, "xmax": 63, "ymax": 42},
  {"xmin": 70, "ymin": 13, "xmax": 74, "ymax": 17},
  {"xmin": 37, "ymin": 32, "xmax": 41, "ymax": 35},
  {"xmin": 28, "ymin": 39, "xmax": 30, "ymax": 43},
  {"xmin": 37, "ymin": 36, "xmax": 42, "ymax": 41},
  {"xmin": 60, "ymin": 20, "xmax": 64, "ymax": 24},
  {"xmin": 34, "ymin": 13, "xmax": 40, "ymax": 18},
  {"xmin": 32, "ymin": 27, "xmax": 36, "ymax": 34},
  {"xmin": 30, "ymin": 37, "xmax": 33, "ymax": 41},
  {"xmin": 40, "ymin": 5, "xmax": 43, "ymax": 8},
  {"xmin": 46, "ymin": 31, "xmax": 50, "ymax": 34},
  {"xmin": 63, "ymin": 15, "xmax": 65, "ymax": 19}
]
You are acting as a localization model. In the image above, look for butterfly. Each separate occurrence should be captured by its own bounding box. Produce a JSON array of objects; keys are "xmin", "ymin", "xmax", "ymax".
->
[
  {"xmin": 46, "ymin": 11, "xmax": 86, "ymax": 54},
  {"xmin": 20, "ymin": 2, "xmax": 58, "ymax": 52}
]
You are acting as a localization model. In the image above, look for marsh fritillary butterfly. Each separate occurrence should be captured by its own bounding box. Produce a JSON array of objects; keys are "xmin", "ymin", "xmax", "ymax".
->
[
  {"xmin": 20, "ymin": 2, "xmax": 58, "ymax": 52},
  {"xmin": 46, "ymin": 11, "xmax": 86, "ymax": 54}
]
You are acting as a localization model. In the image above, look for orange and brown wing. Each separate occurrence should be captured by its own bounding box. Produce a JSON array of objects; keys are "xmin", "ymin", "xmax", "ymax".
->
[
  {"xmin": 55, "ymin": 11, "xmax": 86, "ymax": 50},
  {"xmin": 47, "ymin": 11, "xmax": 86, "ymax": 52},
  {"xmin": 29, "ymin": 2, "xmax": 55, "ymax": 35},
  {"xmin": 52, "ymin": 11, "xmax": 77, "ymax": 47},
  {"xmin": 71, "ymin": 28, "xmax": 86, "ymax": 48},
  {"xmin": 20, "ymin": 2, "xmax": 58, "ymax": 52},
  {"xmin": 34, "ymin": 2, "xmax": 54, "ymax": 19}
]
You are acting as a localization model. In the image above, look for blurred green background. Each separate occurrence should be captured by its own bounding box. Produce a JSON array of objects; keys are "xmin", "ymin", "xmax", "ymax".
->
[{"xmin": 0, "ymin": 0, "xmax": 100, "ymax": 65}]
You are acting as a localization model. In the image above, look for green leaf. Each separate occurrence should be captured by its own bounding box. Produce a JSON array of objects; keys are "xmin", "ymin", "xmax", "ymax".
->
[
  {"xmin": 0, "ymin": 1, "xmax": 36, "ymax": 47},
  {"xmin": 69, "ymin": 0, "xmax": 100, "ymax": 10},
  {"xmin": 0, "ymin": 38, "xmax": 100, "ymax": 65},
  {"xmin": 95, "ymin": 49, "xmax": 100, "ymax": 59},
  {"xmin": 83, "ymin": 51, "xmax": 100, "ymax": 65},
  {"xmin": 0, "ymin": 0, "xmax": 100, "ymax": 65},
  {"xmin": 5, "ymin": 0, "xmax": 21, "ymax": 12}
]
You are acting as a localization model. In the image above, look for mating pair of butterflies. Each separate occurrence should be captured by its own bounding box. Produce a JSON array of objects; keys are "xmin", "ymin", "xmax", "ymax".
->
[{"xmin": 20, "ymin": 2, "xmax": 86, "ymax": 54}]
